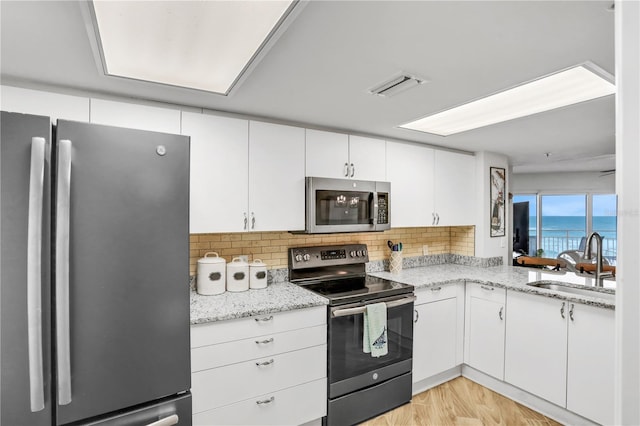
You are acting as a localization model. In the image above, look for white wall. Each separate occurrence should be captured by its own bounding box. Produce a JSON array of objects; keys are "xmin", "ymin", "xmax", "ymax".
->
[
  {"xmin": 512, "ymin": 171, "xmax": 615, "ymax": 194},
  {"xmin": 615, "ymin": 1, "xmax": 640, "ymax": 424},
  {"xmin": 474, "ymin": 151, "xmax": 510, "ymax": 265}
]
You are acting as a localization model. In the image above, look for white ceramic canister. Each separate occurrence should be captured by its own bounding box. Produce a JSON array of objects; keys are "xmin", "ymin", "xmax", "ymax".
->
[
  {"xmin": 249, "ymin": 259, "xmax": 268, "ymax": 289},
  {"xmin": 196, "ymin": 252, "xmax": 226, "ymax": 295},
  {"xmin": 227, "ymin": 257, "xmax": 249, "ymax": 292}
]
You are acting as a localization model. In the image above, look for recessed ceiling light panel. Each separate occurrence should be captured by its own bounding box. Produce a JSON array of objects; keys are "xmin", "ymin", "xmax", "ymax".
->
[
  {"xmin": 88, "ymin": 0, "xmax": 298, "ymax": 95},
  {"xmin": 399, "ymin": 62, "xmax": 615, "ymax": 136}
]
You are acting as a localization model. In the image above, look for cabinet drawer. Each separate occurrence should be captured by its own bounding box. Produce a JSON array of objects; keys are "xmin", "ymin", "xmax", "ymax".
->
[
  {"xmin": 192, "ymin": 344, "xmax": 326, "ymax": 413},
  {"xmin": 466, "ymin": 282, "xmax": 506, "ymax": 304},
  {"xmin": 192, "ymin": 324, "xmax": 326, "ymax": 372},
  {"xmin": 191, "ymin": 306, "xmax": 326, "ymax": 348},
  {"xmin": 193, "ymin": 378, "xmax": 326, "ymax": 426},
  {"xmin": 415, "ymin": 284, "xmax": 458, "ymax": 305}
]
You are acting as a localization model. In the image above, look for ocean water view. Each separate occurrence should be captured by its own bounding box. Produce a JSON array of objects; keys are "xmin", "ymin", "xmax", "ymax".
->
[{"xmin": 525, "ymin": 216, "xmax": 617, "ymax": 261}]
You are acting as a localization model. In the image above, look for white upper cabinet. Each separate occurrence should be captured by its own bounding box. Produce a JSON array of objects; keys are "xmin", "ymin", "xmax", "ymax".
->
[
  {"xmin": 305, "ymin": 129, "xmax": 349, "ymax": 178},
  {"xmin": 347, "ymin": 135, "xmax": 386, "ymax": 181},
  {"xmin": 0, "ymin": 85, "xmax": 89, "ymax": 123},
  {"xmin": 305, "ymin": 130, "xmax": 386, "ymax": 181},
  {"xmin": 182, "ymin": 112, "xmax": 249, "ymax": 233},
  {"xmin": 386, "ymin": 141, "xmax": 434, "ymax": 228},
  {"xmin": 90, "ymin": 98, "xmax": 181, "ymax": 134},
  {"xmin": 249, "ymin": 121, "xmax": 305, "ymax": 232},
  {"xmin": 433, "ymin": 150, "xmax": 476, "ymax": 226}
]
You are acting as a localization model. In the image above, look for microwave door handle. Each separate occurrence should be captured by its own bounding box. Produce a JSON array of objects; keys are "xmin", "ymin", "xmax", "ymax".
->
[{"xmin": 371, "ymin": 193, "xmax": 378, "ymax": 225}]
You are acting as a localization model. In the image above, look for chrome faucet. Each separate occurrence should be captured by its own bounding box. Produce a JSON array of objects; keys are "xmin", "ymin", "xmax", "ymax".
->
[{"xmin": 583, "ymin": 232, "xmax": 613, "ymax": 287}]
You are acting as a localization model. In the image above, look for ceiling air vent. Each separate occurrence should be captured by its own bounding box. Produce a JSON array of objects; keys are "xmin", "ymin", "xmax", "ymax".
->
[{"xmin": 368, "ymin": 73, "xmax": 426, "ymax": 98}]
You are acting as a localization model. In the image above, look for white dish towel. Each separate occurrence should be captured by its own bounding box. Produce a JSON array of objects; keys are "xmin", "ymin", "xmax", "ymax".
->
[{"xmin": 363, "ymin": 302, "xmax": 388, "ymax": 357}]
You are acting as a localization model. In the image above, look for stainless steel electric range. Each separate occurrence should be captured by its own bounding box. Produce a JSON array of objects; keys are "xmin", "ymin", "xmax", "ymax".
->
[{"xmin": 289, "ymin": 244, "xmax": 415, "ymax": 426}]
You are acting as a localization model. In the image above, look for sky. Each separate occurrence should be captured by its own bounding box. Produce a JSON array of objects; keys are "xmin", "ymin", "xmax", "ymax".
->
[{"xmin": 513, "ymin": 194, "xmax": 617, "ymax": 217}]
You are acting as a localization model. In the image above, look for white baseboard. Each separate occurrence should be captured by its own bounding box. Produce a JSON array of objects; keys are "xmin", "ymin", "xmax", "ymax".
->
[
  {"xmin": 412, "ymin": 366, "xmax": 463, "ymax": 395},
  {"xmin": 461, "ymin": 365, "xmax": 598, "ymax": 426}
]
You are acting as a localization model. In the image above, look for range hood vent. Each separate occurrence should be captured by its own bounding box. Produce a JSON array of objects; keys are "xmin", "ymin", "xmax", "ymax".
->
[{"xmin": 368, "ymin": 73, "xmax": 426, "ymax": 98}]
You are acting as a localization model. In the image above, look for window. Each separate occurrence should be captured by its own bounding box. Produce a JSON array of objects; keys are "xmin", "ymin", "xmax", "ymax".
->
[
  {"xmin": 541, "ymin": 194, "xmax": 586, "ymax": 258},
  {"xmin": 512, "ymin": 193, "xmax": 617, "ymax": 264}
]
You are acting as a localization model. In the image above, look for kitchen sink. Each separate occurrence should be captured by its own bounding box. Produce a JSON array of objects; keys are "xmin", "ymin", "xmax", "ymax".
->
[{"xmin": 527, "ymin": 281, "xmax": 616, "ymax": 302}]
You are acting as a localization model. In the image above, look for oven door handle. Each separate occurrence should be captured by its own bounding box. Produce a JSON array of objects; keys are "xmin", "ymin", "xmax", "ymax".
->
[{"xmin": 331, "ymin": 295, "xmax": 416, "ymax": 318}]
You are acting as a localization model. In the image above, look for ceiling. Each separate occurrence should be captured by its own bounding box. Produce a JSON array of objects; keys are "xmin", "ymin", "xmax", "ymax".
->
[{"xmin": 0, "ymin": 1, "xmax": 616, "ymax": 173}]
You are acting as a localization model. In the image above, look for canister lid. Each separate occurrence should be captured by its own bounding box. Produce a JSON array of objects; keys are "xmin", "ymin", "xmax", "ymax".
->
[
  {"xmin": 228, "ymin": 257, "xmax": 249, "ymax": 267},
  {"xmin": 197, "ymin": 252, "xmax": 226, "ymax": 264},
  {"xmin": 250, "ymin": 259, "xmax": 266, "ymax": 267}
]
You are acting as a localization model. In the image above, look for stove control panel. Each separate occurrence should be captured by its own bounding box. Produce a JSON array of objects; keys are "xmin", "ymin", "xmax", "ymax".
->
[{"xmin": 289, "ymin": 244, "xmax": 369, "ymax": 269}]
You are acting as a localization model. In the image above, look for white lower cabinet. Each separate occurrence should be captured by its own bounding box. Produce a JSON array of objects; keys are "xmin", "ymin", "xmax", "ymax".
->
[
  {"xmin": 464, "ymin": 283, "xmax": 506, "ymax": 380},
  {"xmin": 505, "ymin": 291, "xmax": 568, "ymax": 407},
  {"xmin": 566, "ymin": 302, "xmax": 615, "ymax": 425},
  {"xmin": 190, "ymin": 306, "xmax": 327, "ymax": 425},
  {"xmin": 412, "ymin": 284, "xmax": 463, "ymax": 383},
  {"xmin": 193, "ymin": 378, "xmax": 326, "ymax": 426}
]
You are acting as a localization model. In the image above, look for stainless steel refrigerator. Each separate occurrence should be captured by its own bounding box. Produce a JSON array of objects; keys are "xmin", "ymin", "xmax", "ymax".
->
[{"xmin": 1, "ymin": 111, "xmax": 192, "ymax": 425}]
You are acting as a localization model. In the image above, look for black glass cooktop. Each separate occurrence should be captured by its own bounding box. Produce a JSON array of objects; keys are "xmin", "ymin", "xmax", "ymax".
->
[{"xmin": 301, "ymin": 275, "xmax": 414, "ymax": 305}]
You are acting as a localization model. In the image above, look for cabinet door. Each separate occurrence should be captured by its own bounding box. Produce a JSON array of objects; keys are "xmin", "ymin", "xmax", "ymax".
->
[
  {"xmin": 567, "ymin": 304, "xmax": 615, "ymax": 425},
  {"xmin": 305, "ymin": 129, "xmax": 349, "ymax": 178},
  {"xmin": 348, "ymin": 135, "xmax": 386, "ymax": 181},
  {"xmin": 182, "ymin": 112, "xmax": 248, "ymax": 233},
  {"xmin": 413, "ymin": 298, "xmax": 458, "ymax": 383},
  {"xmin": 90, "ymin": 98, "xmax": 181, "ymax": 134},
  {"xmin": 465, "ymin": 290, "xmax": 505, "ymax": 380},
  {"xmin": 505, "ymin": 291, "xmax": 568, "ymax": 407},
  {"xmin": 434, "ymin": 150, "xmax": 476, "ymax": 226},
  {"xmin": 386, "ymin": 141, "xmax": 434, "ymax": 227},
  {"xmin": 1, "ymin": 85, "xmax": 89, "ymax": 122},
  {"xmin": 249, "ymin": 121, "xmax": 305, "ymax": 232}
]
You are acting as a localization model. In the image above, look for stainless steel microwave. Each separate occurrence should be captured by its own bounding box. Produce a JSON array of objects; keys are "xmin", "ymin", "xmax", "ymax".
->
[{"xmin": 302, "ymin": 177, "xmax": 390, "ymax": 233}]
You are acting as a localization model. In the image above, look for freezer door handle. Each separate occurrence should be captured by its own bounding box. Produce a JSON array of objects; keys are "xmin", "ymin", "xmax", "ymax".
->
[
  {"xmin": 27, "ymin": 137, "xmax": 46, "ymax": 412},
  {"xmin": 56, "ymin": 139, "xmax": 72, "ymax": 406},
  {"xmin": 146, "ymin": 414, "xmax": 179, "ymax": 426}
]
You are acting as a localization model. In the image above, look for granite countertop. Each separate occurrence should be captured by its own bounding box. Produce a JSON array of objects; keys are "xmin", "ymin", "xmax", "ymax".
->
[
  {"xmin": 369, "ymin": 264, "xmax": 616, "ymax": 309},
  {"xmin": 190, "ymin": 281, "xmax": 328, "ymax": 325},
  {"xmin": 190, "ymin": 263, "xmax": 615, "ymax": 325}
]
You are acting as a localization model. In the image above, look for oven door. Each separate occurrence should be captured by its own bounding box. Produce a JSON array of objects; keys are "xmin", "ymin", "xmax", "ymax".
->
[
  {"xmin": 306, "ymin": 177, "xmax": 379, "ymax": 233},
  {"xmin": 327, "ymin": 294, "xmax": 414, "ymax": 399}
]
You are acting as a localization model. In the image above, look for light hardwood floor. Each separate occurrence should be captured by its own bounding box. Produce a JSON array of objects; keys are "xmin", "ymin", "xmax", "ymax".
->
[{"xmin": 360, "ymin": 377, "xmax": 563, "ymax": 426}]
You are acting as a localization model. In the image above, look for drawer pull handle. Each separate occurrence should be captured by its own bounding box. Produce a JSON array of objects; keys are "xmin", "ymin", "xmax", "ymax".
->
[
  {"xmin": 255, "ymin": 338, "xmax": 274, "ymax": 345},
  {"xmin": 254, "ymin": 316, "xmax": 273, "ymax": 322},
  {"xmin": 480, "ymin": 285, "xmax": 494, "ymax": 291},
  {"xmin": 256, "ymin": 359, "xmax": 274, "ymax": 367},
  {"xmin": 256, "ymin": 396, "xmax": 275, "ymax": 405},
  {"xmin": 430, "ymin": 286, "xmax": 442, "ymax": 292}
]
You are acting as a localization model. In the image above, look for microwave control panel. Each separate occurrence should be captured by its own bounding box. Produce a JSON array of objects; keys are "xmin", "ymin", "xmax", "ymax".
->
[{"xmin": 377, "ymin": 193, "xmax": 389, "ymax": 224}]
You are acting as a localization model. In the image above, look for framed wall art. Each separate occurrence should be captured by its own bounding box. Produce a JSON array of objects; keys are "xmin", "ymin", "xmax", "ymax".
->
[{"xmin": 490, "ymin": 167, "xmax": 506, "ymax": 237}]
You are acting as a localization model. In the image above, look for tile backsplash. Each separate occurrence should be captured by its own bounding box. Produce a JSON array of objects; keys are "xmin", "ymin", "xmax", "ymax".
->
[{"xmin": 190, "ymin": 226, "xmax": 475, "ymax": 275}]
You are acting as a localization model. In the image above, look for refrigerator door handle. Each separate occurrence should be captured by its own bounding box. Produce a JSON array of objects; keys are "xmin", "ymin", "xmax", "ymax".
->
[
  {"xmin": 56, "ymin": 139, "xmax": 73, "ymax": 406},
  {"xmin": 27, "ymin": 137, "xmax": 46, "ymax": 412},
  {"xmin": 146, "ymin": 414, "xmax": 179, "ymax": 426}
]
